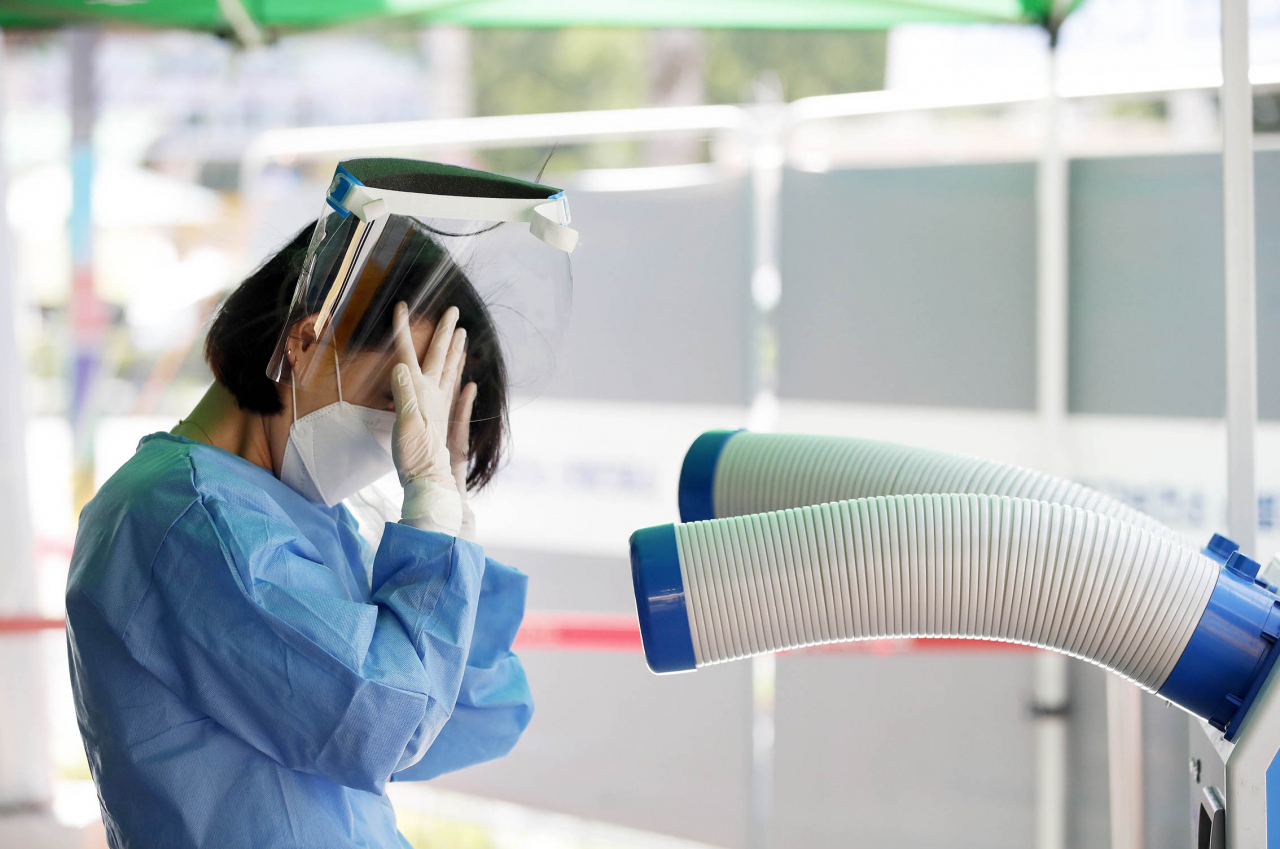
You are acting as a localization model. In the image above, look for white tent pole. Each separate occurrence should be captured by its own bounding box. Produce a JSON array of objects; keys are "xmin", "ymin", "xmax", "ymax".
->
[
  {"xmin": 1033, "ymin": 17, "xmax": 1145, "ymax": 849},
  {"xmin": 1033, "ymin": 26, "xmax": 1070, "ymax": 849},
  {"xmin": 1221, "ymin": 0, "xmax": 1257, "ymax": 557},
  {"xmin": 0, "ymin": 27, "xmax": 51, "ymax": 813},
  {"xmin": 1221, "ymin": 1, "xmax": 1260, "ymax": 843},
  {"xmin": 745, "ymin": 100, "xmax": 785, "ymax": 849},
  {"xmin": 1036, "ymin": 31, "xmax": 1069, "ymax": 474}
]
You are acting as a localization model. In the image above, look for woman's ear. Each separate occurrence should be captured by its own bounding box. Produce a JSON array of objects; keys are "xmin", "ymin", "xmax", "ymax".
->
[
  {"xmin": 285, "ymin": 315, "xmax": 332, "ymax": 389},
  {"xmin": 285, "ymin": 315, "xmax": 320, "ymax": 371}
]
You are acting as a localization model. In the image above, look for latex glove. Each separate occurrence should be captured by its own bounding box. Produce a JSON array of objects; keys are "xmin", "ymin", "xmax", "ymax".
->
[
  {"xmin": 446, "ymin": 354, "xmax": 479, "ymax": 542},
  {"xmin": 391, "ymin": 301, "xmax": 467, "ymax": 535}
]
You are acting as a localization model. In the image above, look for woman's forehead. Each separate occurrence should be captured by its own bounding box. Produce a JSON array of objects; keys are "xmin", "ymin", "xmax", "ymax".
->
[{"xmin": 354, "ymin": 317, "xmax": 435, "ymax": 371}]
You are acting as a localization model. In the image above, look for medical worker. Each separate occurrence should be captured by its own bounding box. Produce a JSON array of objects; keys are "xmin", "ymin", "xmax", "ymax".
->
[{"xmin": 65, "ymin": 159, "xmax": 578, "ymax": 848}]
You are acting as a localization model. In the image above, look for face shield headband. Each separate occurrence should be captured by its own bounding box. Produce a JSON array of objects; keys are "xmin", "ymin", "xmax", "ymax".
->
[{"xmin": 324, "ymin": 165, "xmax": 578, "ymax": 253}]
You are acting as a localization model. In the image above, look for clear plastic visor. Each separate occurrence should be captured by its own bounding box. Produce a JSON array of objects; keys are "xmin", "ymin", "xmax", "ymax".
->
[{"xmin": 266, "ymin": 203, "xmax": 572, "ymax": 423}]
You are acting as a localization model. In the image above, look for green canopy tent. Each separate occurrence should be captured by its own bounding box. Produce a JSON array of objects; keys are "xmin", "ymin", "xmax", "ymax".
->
[{"xmin": 0, "ymin": 1, "xmax": 1077, "ymax": 35}]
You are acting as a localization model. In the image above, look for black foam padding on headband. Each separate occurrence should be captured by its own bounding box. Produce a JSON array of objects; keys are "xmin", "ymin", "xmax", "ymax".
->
[{"xmin": 338, "ymin": 157, "xmax": 560, "ymax": 201}]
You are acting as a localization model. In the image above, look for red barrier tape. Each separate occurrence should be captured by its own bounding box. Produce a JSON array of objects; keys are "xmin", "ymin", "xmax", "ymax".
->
[
  {"xmin": 505, "ymin": 613, "xmax": 1039, "ymax": 656},
  {"xmin": 0, "ymin": 612, "xmax": 1035, "ymax": 656},
  {"xmin": 514, "ymin": 612, "xmax": 644, "ymax": 652},
  {"xmin": 0, "ymin": 617, "xmax": 65, "ymax": 633}
]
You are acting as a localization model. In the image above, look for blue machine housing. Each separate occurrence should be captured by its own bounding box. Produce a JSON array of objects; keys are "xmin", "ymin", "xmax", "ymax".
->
[{"xmin": 1156, "ymin": 537, "xmax": 1280, "ymax": 738}]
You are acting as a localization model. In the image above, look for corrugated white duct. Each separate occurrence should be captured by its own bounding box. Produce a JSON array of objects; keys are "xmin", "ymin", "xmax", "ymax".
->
[
  {"xmin": 705, "ymin": 432, "xmax": 1184, "ymax": 544},
  {"xmin": 673, "ymin": 492, "xmax": 1217, "ymax": 691}
]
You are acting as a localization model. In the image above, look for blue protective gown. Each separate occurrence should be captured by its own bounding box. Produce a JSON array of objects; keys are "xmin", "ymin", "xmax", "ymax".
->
[{"xmin": 65, "ymin": 433, "xmax": 534, "ymax": 849}]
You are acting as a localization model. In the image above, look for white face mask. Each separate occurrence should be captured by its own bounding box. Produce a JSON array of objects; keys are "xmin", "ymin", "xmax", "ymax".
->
[{"xmin": 279, "ymin": 353, "xmax": 397, "ymax": 507}]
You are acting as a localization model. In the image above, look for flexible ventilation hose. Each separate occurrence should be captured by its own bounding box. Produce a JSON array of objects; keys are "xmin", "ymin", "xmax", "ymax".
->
[
  {"xmin": 632, "ymin": 431, "xmax": 1280, "ymax": 738},
  {"xmin": 679, "ymin": 430, "xmax": 1181, "ymax": 543}
]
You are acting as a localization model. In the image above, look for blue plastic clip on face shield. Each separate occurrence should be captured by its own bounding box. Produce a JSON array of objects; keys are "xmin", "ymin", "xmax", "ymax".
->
[{"xmin": 325, "ymin": 167, "xmax": 362, "ymax": 218}]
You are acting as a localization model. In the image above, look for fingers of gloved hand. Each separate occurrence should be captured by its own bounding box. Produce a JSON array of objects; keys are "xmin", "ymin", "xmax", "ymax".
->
[
  {"xmin": 440, "ymin": 328, "xmax": 467, "ymax": 396},
  {"xmin": 447, "ymin": 355, "xmax": 465, "ymax": 422},
  {"xmin": 393, "ymin": 302, "xmax": 421, "ymax": 375},
  {"xmin": 391, "ymin": 363, "xmax": 422, "ymax": 425},
  {"xmin": 447, "ymin": 381, "xmax": 476, "ymax": 467},
  {"xmin": 446, "ymin": 354, "xmax": 471, "ymax": 455},
  {"xmin": 423, "ymin": 306, "xmax": 460, "ymax": 381},
  {"xmin": 391, "ymin": 364, "xmax": 431, "ymax": 485}
]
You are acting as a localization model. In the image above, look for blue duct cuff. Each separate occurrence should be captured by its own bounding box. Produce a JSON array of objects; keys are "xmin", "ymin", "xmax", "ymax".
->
[
  {"xmin": 1203, "ymin": 532, "xmax": 1240, "ymax": 565},
  {"xmin": 678, "ymin": 430, "xmax": 740, "ymax": 523},
  {"xmin": 630, "ymin": 524, "xmax": 697, "ymax": 673},
  {"xmin": 1158, "ymin": 547, "xmax": 1280, "ymax": 738}
]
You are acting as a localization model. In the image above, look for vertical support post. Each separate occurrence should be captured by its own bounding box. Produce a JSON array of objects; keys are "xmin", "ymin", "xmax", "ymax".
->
[
  {"xmin": 1034, "ymin": 33, "xmax": 1071, "ymax": 849},
  {"xmin": 0, "ymin": 27, "xmax": 52, "ymax": 814},
  {"xmin": 1036, "ymin": 41, "xmax": 1068, "ymax": 476},
  {"xmin": 68, "ymin": 27, "xmax": 102, "ymax": 512},
  {"xmin": 746, "ymin": 104, "xmax": 785, "ymax": 849},
  {"xmin": 1034, "ymin": 654, "xmax": 1069, "ymax": 849},
  {"xmin": 646, "ymin": 29, "xmax": 706, "ymax": 165},
  {"xmin": 749, "ymin": 654, "xmax": 776, "ymax": 849},
  {"xmin": 1222, "ymin": 0, "xmax": 1258, "ymax": 842},
  {"xmin": 747, "ymin": 105, "xmax": 783, "ymax": 434},
  {"xmin": 421, "ymin": 24, "xmax": 473, "ymax": 122},
  {"xmin": 419, "ymin": 25, "xmax": 474, "ymax": 171},
  {"xmin": 1106, "ymin": 678, "xmax": 1145, "ymax": 849},
  {"xmin": 1221, "ymin": 0, "xmax": 1257, "ymax": 558}
]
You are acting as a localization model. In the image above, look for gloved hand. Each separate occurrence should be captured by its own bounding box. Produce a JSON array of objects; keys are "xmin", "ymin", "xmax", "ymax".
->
[
  {"xmin": 447, "ymin": 354, "xmax": 479, "ymax": 541},
  {"xmin": 391, "ymin": 301, "xmax": 467, "ymax": 535}
]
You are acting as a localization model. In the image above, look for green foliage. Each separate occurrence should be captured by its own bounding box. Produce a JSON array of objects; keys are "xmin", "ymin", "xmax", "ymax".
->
[
  {"xmin": 472, "ymin": 28, "xmax": 648, "ymax": 117},
  {"xmin": 470, "ymin": 28, "xmax": 646, "ymax": 173},
  {"xmin": 469, "ymin": 27, "xmax": 886, "ymax": 174},
  {"xmin": 704, "ymin": 29, "xmax": 887, "ymax": 103},
  {"xmin": 472, "ymin": 27, "xmax": 887, "ymax": 114}
]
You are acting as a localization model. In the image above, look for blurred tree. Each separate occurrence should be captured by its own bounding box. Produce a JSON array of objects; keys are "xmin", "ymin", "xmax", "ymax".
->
[
  {"xmin": 704, "ymin": 29, "xmax": 887, "ymax": 103},
  {"xmin": 470, "ymin": 28, "xmax": 647, "ymax": 174},
  {"xmin": 472, "ymin": 28, "xmax": 648, "ymax": 116},
  {"xmin": 469, "ymin": 27, "xmax": 887, "ymax": 174},
  {"xmin": 473, "ymin": 28, "xmax": 887, "ymax": 115}
]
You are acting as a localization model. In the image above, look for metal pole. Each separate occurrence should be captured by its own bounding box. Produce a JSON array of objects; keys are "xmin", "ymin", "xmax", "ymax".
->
[
  {"xmin": 0, "ymin": 26, "xmax": 52, "ymax": 815},
  {"xmin": 1105, "ymin": 677, "xmax": 1144, "ymax": 849},
  {"xmin": 1033, "ymin": 655, "xmax": 1069, "ymax": 849},
  {"xmin": 746, "ymin": 101, "xmax": 784, "ymax": 849},
  {"xmin": 1034, "ymin": 33, "xmax": 1070, "ymax": 849},
  {"xmin": 1222, "ymin": 0, "xmax": 1258, "ymax": 841},
  {"xmin": 1221, "ymin": 0, "xmax": 1258, "ymax": 557}
]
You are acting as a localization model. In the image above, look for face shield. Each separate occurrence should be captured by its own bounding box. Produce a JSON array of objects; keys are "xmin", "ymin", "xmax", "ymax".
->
[{"xmin": 265, "ymin": 158, "xmax": 577, "ymax": 423}]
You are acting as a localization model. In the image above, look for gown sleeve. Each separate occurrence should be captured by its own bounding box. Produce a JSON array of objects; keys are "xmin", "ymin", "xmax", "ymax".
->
[
  {"xmin": 392, "ymin": 558, "xmax": 534, "ymax": 781},
  {"xmin": 118, "ymin": 488, "xmax": 483, "ymax": 795}
]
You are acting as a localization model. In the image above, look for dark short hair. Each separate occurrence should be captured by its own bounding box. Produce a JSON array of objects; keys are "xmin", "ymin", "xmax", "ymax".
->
[{"xmin": 205, "ymin": 220, "xmax": 508, "ymax": 492}]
